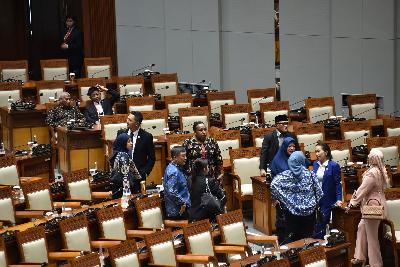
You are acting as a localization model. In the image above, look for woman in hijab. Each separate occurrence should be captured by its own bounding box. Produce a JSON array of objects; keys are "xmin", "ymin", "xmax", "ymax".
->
[
  {"xmin": 349, "ymin": 149, "xmax": 388, "ymax": 267},
  {"xmin": 269, "ymin": 136, "xmax": 297, "ymax": 243},
  {"xmin": 270, "ymin": 136, "xmax": 297, "ymax": 177},
  {"xmin": 109, "ymin": 133, "xmax": 141, "ymax": 197},
  {"xmin": 271, "ymin": 151, "xmax": 323, "ymax": 243}
]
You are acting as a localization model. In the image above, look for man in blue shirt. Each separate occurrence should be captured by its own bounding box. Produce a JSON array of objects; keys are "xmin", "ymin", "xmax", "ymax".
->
[{"xmin": 163, "ymin": 146, "xmax": 191, "ymax": 219}]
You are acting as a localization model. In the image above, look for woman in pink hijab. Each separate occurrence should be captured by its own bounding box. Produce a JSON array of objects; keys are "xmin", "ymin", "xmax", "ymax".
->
[{"xmin": 349, "ymin": 149, "xmax": 389, "ymax": 267}]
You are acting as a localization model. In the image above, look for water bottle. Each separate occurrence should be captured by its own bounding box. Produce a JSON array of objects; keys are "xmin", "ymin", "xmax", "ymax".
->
[{"xmin": 121, "ymin": 175, "xmax": 131, "ymax": 209}]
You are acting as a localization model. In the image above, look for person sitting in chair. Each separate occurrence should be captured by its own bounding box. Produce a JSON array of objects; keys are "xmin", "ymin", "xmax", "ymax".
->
[{"xmin": 83, "ymin": 85, "xmax": 119, "ymax": 124}]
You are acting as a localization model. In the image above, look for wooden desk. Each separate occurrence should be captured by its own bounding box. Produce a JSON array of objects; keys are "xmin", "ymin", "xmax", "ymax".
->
[
  {"xmin": 0, "ymin": 105, "xmax": 49, "ymax": 150},
  {"xmin": 332, "ymin": 206, "xmax": 361, "ymax": 259},
  {"xmin": 16, "ymin": 151, "xmax": 55, "ymax": 180},
  {"xmin": 251, "ymin": 176, "xmax": 276, "ymax": 235},
  {"xmin": 231, "ymin": 239, "xmax": 351, "ymax": 267},
  {"xmin": 56, "ymin": 125, "xmax": 104, "ymax": 173},
  {"xmin": 147, "ymin": 138, "xmax": 167, "ymax": 185}
]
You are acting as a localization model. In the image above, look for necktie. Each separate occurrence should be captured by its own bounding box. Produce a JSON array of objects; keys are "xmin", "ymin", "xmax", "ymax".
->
[{"xmin": 201, "ymin": 144, "xmax": 206, "ymax": 159}]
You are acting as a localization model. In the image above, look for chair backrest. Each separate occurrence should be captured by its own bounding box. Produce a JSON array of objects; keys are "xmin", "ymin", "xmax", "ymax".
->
[
  {"xmin": 367, "ymin": 136, "xmax": 400, "ymax": 167},
  {"xmin": 0, "ymin": 186, "xmax": 16, "ymax": 224},
  {"xmin": 385, "ymin": 188, "xmax": 400, "ymax": 232},
  {"xmin": 134, "ymin": 195, "xmax": 164, "ymax": 229},
  {"xmin": 230, "ymin": 147, "xmax": 261, "ymax": 185},
  {"xmin": 17, "ymin": 226, "xmax": 49, "ymax": 264},
  {"xmin": 63, "ymin": 168, "xmax": 92, "ymax": 201},
  {"xmin": 166, "ymin": 133, "xmax": 193, "ymax": 159},
  {"xmin": 76, "ymin": 77, "xmax": 106, "ymax": 101},
  {"xmin": 21, "ymin": 178, "xmax": 53, "ymax": 211},
  {"xmin": 260, "ymin": 101, "xmax": 289, "ymax": 125},
  {"xmin": 0, "ymin": 60, "xmax": 28, "ymax": 82},
  {"xmin": 40, "ymin": 59, "xmax": 68, "ymax": 80},
  {"xmin": 211, "ymin": 130, "xmax": 241, "ymax": 160},
  {"xmin": 150, "ymin": 73, "xmax": 178, "ymax": 97},
  {"xmin": 260, "ymin": 258, "xmax": 291, "ymax": 267},
  {"xmin": 298, "ymin": 246, "xmax": 327, "ymax": 267},
  {"xmin": 0, "ymin": 237, "xmax": 7, "ymax": 267},
  {"xmin": 96, "ymin": 205, "xmax": 127, "ymax": 240},
  {"xmin": 216, "ymin": 210, "xmax": 247, "ymax": 246},
  {"xmin": 145, "ymin": 229, "xmax": 177, "ymax": 267},
  {"xmin": 347, "ymin": 94, "xmax": 377, "ymax": 120},
  {"xmin": 247, "ymin": 88, "xmax": 276, "ymax": 112},
  {"xmin": 384, "ymin": 118, "xmax": 400, "ymax": 137},
  {"xmin": 178, "ymin": 106, "xmax": 210, "ymax": 132},
  {"xmin": 207, "ymin": 91, "xmax": 236, "ymax": 115},
  {"xmin": 340, "ymin": 120, "xmax": 372, "ymax": 147},
  {"xmin": 164, "ymin": 94, "xmax": 193, "ymax": 117},
  {"xmin": 183, "ymin": 219, "xmax": 215, "ymax": 258},
  {"xmin": 325, "ymin": 140, "xmax": 352, "ymax": 167},
  {"xmin": 59, "ymin": 215, "xmax": 92, "ymax": 252},
  {"xmin": 100, "ymin": 114, "xmax": 128, "ymax": 141},
  {"xmin": 117, "ymin": 76, "xmax": 145, "ymax": 96},
  {"xmin": 0, "ymin": 82, "xmax": 22, "ymax": 108},
  {"xmin": 141, "ymin": 110, "xmax": 168, "ymax": 138},
  {"xmin": 0, "ymin": 154, "xmax": 19, "ymax": 186},
  {"xmin": 251, "ymin": 127, "xmax": 276, "ymax": 148},
  {"xmin": 293, "ymin": 123, "xmax": 325, "ymax": 152},
  {"xmin": 70, "ymin": 252, "xmax": 100, "ymax": 267},
  {"xmin": 221, "ymin": 104, "xmax": 251, "ymax": 129},
  {"xmin": 84, "ymin": 57, "xmax": 112, "ymax": 78},
  {"xmin": 305, "ymin": 96, "xmax": 335, "ymax": 123},
  {"xmin": 126, "ymin": 96, "xmax": 155, "ymax": 113},
  {"xmin": 35, "ymin": 80, "xmax": 65, "ymax": 104},
  {"xmin": 108, "ymin": 240, "xmax": 140, "ymax": 267}
]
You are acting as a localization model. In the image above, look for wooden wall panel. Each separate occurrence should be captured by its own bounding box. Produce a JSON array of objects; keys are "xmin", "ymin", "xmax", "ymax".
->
[{"xmin": 82, "ymin": 0, "xmax": 118, "ymax": 75}]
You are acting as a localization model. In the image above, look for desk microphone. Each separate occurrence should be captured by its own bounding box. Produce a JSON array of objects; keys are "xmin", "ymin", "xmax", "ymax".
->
[
  {"xmin": 350, "ymin": 106, "xmax": 378, "ymax": 119},
  {"xmin": 130, "ymin": 64, "xmax": 155, "ymax": 76},
  {"xmin": 91, "ymin": 67, "xmax": 111, "ymax": 78},
  {"xmin": 52, "ymin": 72, "xmax": 68, "ymax": 80}
]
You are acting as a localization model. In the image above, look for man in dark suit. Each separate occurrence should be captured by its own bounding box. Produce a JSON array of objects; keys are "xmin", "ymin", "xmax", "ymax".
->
[
  {"xmin": 259, "ymin": 114, "xmax": 300, "ymax": 176},
  {"xmin": 61, "ymin": 15, "xmax": 84, "ymax": 78},
  {"xmin": 116, "ymin": 111, "xmax": 156, "ymax": 184},
  {"xmin": 83, "ymin": 85, "xmax": 119, "ymax": 124}
]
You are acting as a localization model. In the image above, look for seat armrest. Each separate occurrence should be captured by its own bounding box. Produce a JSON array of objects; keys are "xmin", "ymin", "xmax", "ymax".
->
[
  {"xmin": 48, "ymin": 251, "xmax": 81, "ymax": 260},
  {"xmin": 231, "ymin": 174, "xmax": 241, "ymax": 194},
  {"xmin": 214, "ymin": 245, "xmax": 246, "ymax": 254},
  {"xmin": 91, "ymin": 240, "xmax": 122, "ymax": 248},
  {"xmin": 91, "ymin": 191, "xmax": 112, "ymax": 199},
  {"xmin": 15, "ymin": 210, "xmax": 45, "ymax": 219},
  {"xmin": 176, "ymin": 254, "xmax": 217, "ymax": 264},
  {"xmin": 53, "ymin": 201, "xmax": 81, "ymax": 208},
  {"xmin": 163, "ymin": 219, "xmax": 189, "ymax": 228},
  {"xmin": 126, "ymin": 229, "xmax": 154, "ymax": 238},
  {"xmin": 246, "ymin": 235, "xmax": 278, "ymax": 244}
]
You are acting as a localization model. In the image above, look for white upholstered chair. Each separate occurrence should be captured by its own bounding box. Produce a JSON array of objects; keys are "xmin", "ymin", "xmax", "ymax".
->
[
  {"xmin": 0, "ymin": 237, "xmax": 8, "ymax": 267},
  {"xmin": 17, "ymin": 226, "xmax": 49, "ymax": 264},
  {"xmin": 0, "ymin": 186, "xmax": 16, "ymax": 225},
  {"xmin": 326, "ymin": 140, "xmax": 352, "ymax": 167},
  {"xmin": 166, "ymin": 133, "xmax": 193, "ymax": 160},
  {"xmin": 108, "ymin": 240, "xmax": 141, "ymax": 267},
  {"xmin": 164, "ymin": 94, "xmax": 193, "ymax": 117},
  {"xmin": 230, "ymin": 148, "xmax": 261, "ymax": 209},
  {"xmin": 305, "ymin": 96, "xmax": 335, "ymax": 123},
  {"xmin": 96, "ymin": 205, "xmax": 128, "ymax": 241},
  {"xmin": 293, "ymin": 124, "xmax": 325, "ymax": 152},
  {"xmin": 384, "ymin": 118, "xmax": 400, "ymax": 137},
  {"xmin": 367, "ymin": 137, "xmax": 400, "ymax": 167},
  {"xmin": 0, "ymin": 155, "xmax": 20, "ymax": 186},
  {"xmin": 126, "ymin": 96, "xmax": 155, "ymax": 113},
  {"xmin": 341, "ymin": 121, "xmax": 372, "ymax": 147},
  {"xmin": 35, "ymin": 80, "xmax": 65, "ymax": 104},
  {"xmin": 260, "ymin": 101, "xmax": 290, "ymax": 125},
  {"xmin": 84, "ymin": 57, "xmax": 112, "ymax": 79},
  {"xmin": 251, "ymin": 127, "xmax": 276, "ymax": 148},
  {"xmin": 0, "ymin": 60, "xmax": 28, "ymax": 82},
  {"xmin": 207, "ymin": 91, "xmax": 236, "ymax": 116},
  {"xmin": 298, "ymin": 246, "xmax": 328, "ymax": 267},
  {"xmin": 150, "ymin": 73, "xmax": 178, "ymax": 97},
  {"xmin": 347, "ymin": 94, "xmax": 377, "ymax": 120},
  {"xmin": 141, "ymin": 110, "xmax": 168, "ymax": 138},
  {"xmin": 211, "ymin": 130, "xmax": 241, "ymax": 160},
  {"xmin": 21, "ymin": 179, "xmax": 53, "ymax": 211},
  {"xmin": 117, "ymin": 76, "xmax": 145, "ymax": 96},
  {"xmin": 247, "ymin": 88, "xmax": 276, "ymax": 112},
  {"xmin": 178, "ymin": 106, "xmax": 210, "ymax": 132},
  {"xmin": 382, "ymin": 189, "xmax": 400, "ymax": 267},
  {"xmin": 60, "ymin": 215, "xmax": 92, "ymax": 252},
  {"xmin": 0, "ymin": 82, "xmax": 21, "ymax": 109},
  {"xmin": 40, "ymin": 59, "xmax": 68, "ymax": 80},
  {"xmin": 221, "ymin": 104, "xmax": 251, "ymax": 129}
]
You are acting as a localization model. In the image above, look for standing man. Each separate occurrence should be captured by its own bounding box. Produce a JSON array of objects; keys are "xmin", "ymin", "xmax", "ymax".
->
[
  {"xmin": 116, "ymin": 111, "xmax": 155, "ymax": 188},
  {"xmin": 83, "ymin": 85, "xmax": 119, "ymax": 124},
  {"xmin": 259, "ymin": 114, "xmax": 299, "ymax": 176},
  {"xmin": 163, "ymin": 146, "xmax": 191, "ymax": 219},
  {"xmin": 61, "ymin": 15, "xmax": 83, "ymax": 78}
]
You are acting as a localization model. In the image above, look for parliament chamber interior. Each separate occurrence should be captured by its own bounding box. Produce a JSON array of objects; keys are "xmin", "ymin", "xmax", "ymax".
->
[{"xmin": 0, "ymin": 0, "xmax": 399, "ymax": 266}]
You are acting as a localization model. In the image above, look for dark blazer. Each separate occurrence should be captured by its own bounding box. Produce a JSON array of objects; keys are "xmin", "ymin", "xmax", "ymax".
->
[
  {"xmin": 63, "ymin": 27, "xmax": 83, "ymax": 75},
  {"xmin": 312, "ymin": 160, "xmax": 342, "ymax": 213},
  {"xmin": 83, "ymin": 89, "xmax": 119, "ymax": 124},
  {"xmin": 116, "ymin": 128, "xmax": 156, "ymax": 180},
  {"xmin": 259, "ymin": 130, "xmax": 299, "ymax": 170},
  {"xmin": 189, "ymin": 175, "xmax": 225, "ymax": 222}
]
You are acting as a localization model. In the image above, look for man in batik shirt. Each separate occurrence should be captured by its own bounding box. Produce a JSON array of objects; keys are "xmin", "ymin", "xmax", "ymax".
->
[{"xmin": 183, "ymin": 121, "xmax": 223, "ymax": 180}]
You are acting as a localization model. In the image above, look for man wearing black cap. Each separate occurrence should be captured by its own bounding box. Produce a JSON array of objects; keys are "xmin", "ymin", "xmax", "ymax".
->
[
  {"xmin": 259, "ymin": 114, "xmax": 299, "ymax": 176},
  {"xmin": 83, "ymin": 85, "xmax": 119, "ymax": 124}
]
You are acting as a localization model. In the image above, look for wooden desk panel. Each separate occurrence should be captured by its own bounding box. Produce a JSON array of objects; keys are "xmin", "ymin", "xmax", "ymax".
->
[
  {"xmin": 16, "ymin": 152, "xmax": 55, "ymax": 180},
  {"xmin": 0, "ymin": 106, "xmax": 49, "ymax": 150},
  {"xmin": 146, "ymin": 139, "xmax": 167, "ymax": 185}
]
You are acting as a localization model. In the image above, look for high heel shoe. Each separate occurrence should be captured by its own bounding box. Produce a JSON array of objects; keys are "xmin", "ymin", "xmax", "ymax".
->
[{"xmin": 351, "ymin": 258, "xmax": 364, "ymax": 266}]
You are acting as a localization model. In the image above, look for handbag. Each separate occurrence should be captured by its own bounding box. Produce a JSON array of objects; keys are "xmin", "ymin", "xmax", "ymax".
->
[
  {"xmin": 361, "ymin": 198, "xmax": 385, "ymax": 220},
  {"xmin": 200, "ymin": 178, "xmax": 222, "ymax": 215}
]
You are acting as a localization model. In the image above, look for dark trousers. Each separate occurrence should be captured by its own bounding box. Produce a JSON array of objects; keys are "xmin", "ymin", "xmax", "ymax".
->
[
  {"xmin": 276, "ymin": 204, "xmax": 286, "ymax": 244},
  {"xmin": 284, "ymin": 209, "xmax": 316, "ymax": 243},
  {"xmin": 314, "ymin": 207, "xmax": 331, "ymax": 239}
]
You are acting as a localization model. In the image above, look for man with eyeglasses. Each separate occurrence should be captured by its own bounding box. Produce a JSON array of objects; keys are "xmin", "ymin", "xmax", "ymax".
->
[{"xmin": 259, "ymin": 114, "xmax": 300, "ymax": 176}]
